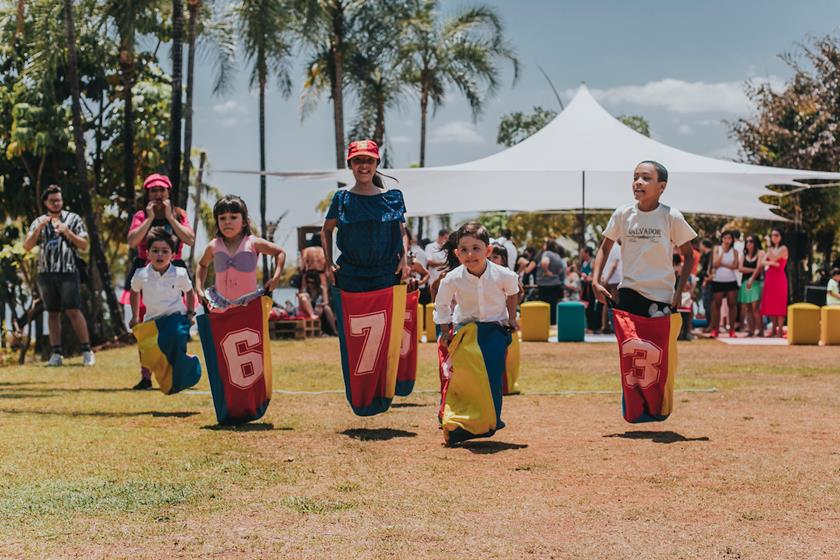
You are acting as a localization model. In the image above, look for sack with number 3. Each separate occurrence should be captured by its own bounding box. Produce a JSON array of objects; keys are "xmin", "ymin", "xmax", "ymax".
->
[
  {"xmin": 332, "ymin": 284, "xmax": 407, "ymax": 416},
  {"xmin": 611, "ymin": 308, "xmax": 681, "ymax": 423},
  {"xmin": 197, "ymin": 296, "xmax": 273, "ymax": 425}
]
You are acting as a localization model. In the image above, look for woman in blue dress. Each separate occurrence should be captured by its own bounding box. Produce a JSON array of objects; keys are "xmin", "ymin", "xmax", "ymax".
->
[{"xmin": 321, "ymin": 140, "xmax": 408, "ymax": 291}]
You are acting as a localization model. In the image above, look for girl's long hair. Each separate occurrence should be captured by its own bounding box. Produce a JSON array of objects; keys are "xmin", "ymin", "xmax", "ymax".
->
[
  {"xmin": 745, "ymin": 234, "xmax": 762, "ymax": 258},
  {"xmin": 213, "ymin": 195, "xmax": 253, "ymax": 238},
  {"xmin": 372, "ymin": 170, "xmax": 398, "ymax": 189}
]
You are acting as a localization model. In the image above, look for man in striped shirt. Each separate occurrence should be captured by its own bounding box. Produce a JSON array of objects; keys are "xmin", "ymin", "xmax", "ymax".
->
[{"xmin": 23, "ymin": 185, "xmax": 95, "ymax": 366}]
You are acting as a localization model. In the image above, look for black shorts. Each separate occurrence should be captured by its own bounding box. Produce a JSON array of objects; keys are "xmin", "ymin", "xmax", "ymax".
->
[
  {"xmin": 37, "ymin": 272, "xmax": 81, "ymax": 312},
  {"xmin": 615, "ymin": 288, "xmax": 672, "ymax": 318},
  {"xmin": 712, "ymin": 281, "xmax": 738, "ymax": 293}
]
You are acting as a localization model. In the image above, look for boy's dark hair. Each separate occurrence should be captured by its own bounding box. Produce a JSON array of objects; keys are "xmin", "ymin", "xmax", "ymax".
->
[
  {"xmin": 146, "ymin": 226, "xmax": 177, "ymax": 252},
  {"xmin": 213, "ymin": 195, "xmax": 252, "ymax": 238},
  {"xmin": 581, "ymin": 246, "xmax": 593, "ymax": 257},
  {"xmin": 438, "ymin": 228, "xmax": 450, "ymax": 237},
  {"xmin": 491, "ymin": 244, "xmax": 509, "ymax": 267},
  {"xmin": 831, "ymin": 267, "xmax": 840, "ymax": 277},
  {"xmin": 638, "ymin": 160, "xmax": 668, "ymax": 183},
  {"xmin": 455, "ymin": 222, "xmax": 490, "ymax": 246},
  {"xmin": 42, "ymin": 184, "xmax": 62, "ymax": 201},
  {"xmin": 701, "ymin": 238, "xmax": 714, "ymax": 249},
  {"xmin": 500, "ymin": 228, "xmax": 512, "ymax": 239}
]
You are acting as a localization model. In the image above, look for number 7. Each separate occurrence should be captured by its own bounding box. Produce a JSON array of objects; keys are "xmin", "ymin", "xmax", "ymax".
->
[{"xmin": 349, "ymin": 312, "xmax": 387, "ymax": 375}]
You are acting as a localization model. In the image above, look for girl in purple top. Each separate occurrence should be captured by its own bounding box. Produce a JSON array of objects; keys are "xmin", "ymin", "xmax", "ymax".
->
[{"xmin": 195, "ymin": 195, "xmax": 286, "ymax": 311}]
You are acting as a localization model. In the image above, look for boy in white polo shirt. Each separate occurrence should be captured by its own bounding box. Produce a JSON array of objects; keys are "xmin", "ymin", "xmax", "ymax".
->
[
  {"xmin": 129, "ymin": 228, "xmax": 195, "ymax": 389},
  {"xmin": 434, "ymin": 222, "xmax": 520, "ymax": 345},
  {"xmin": 592, "ymin": 161, "xmax": 696, "ymax": 317}
]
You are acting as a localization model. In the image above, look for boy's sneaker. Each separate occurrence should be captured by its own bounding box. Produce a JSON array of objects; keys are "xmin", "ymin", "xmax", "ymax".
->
[
  {"xmin": 47, "ymin": 353, "xmax": 63, "ymax": 367},
  {"xmin": 82, "ymin": 351, "xmax": 96, "ymax": 366},
  {"xmin": 132, "ymin": 378, "xmax": 152, "ymax": 390}
]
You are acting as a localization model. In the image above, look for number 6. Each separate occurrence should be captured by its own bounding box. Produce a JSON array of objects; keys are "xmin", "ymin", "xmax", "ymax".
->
[{"xmin": 221, "ymin": 328, "xmax": 264, "ymax": 389}]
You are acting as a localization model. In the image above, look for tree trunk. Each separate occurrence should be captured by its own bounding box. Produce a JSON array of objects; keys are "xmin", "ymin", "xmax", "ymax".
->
[
  {"xmin": 259, "ymin": 70, "xmax": 269, "ymax": 283},
  {"xmin": 417, "ymin": 81, "xmax": 429, "ymax": 240},
  {"xmin": 120, "ymin": 28, "xmax": 136, "ymax": 208},
  {"xmin": 168, "ymin": 0, "xmax": 185, "ymax": 202},
  {"xmin": 419, "ymin": 81, "xmax": 428, "ymax": 167},
  {"xmin": 373, "ymin": 94, "xmax": 385, "ymax": 148},
  {"xmin": 62, "ymin": 0, "xmax": 126, "ymax": 338},
  {"xmin": 180, "ymin": 0, "xmax": 200, "ymax": 210},
  {"xmin": 15, "ymin": 0, "xmax": 24, "ymax": 39},
  {"xmin": 188, "ymin": 151, "xmax": 206, "ymax": 270},
  {"xmin": 331, "ymin": 5, "xmax": 345, "ymax": 169}
]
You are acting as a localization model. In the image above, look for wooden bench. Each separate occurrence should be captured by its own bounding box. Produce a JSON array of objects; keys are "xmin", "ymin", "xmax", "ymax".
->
[{"xmin": 269, "ymin": 318, "xmax": 321, "ymax": 340}]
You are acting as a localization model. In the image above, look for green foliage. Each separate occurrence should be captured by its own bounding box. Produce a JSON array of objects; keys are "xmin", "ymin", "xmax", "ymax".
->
[
  {"xmin": 617, "ymin": 114, "xmax": 650, "ymax": 137},
  {"xmin": 730, "ymin": 33, "xmax": 840, "ymax": 273},
  {"xmin": 496, "ymin": 106, "xmax": 556, "ymax": 147},
  {"xmin": 497, "ymin": 106, "xmax": 650, "ymax": 147}
]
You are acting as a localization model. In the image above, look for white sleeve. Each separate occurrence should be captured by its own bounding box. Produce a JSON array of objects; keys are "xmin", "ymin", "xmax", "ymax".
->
[
  {"xmin": 602, "ymin": 208, "xmax": 623, "ymax": 241},
  {"xmin": 433, "ymin": 277, "xmax": 455, "ymax": 324},
  {"xmin": 670, "ymin": 210, "xmax": 697, "ymax": 246},
  {"xmin": 502, "ymin": 270, "xmax": 519, "ymax": 296},
  {"xmin": 130, "ymin": 270, "xmax": 144, "ymax": 292}
]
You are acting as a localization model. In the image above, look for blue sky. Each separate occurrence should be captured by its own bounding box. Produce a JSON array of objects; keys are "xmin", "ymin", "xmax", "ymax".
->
[{"xmin": 189, "ymin": 0, "xmax": 840, "ymax": 258}]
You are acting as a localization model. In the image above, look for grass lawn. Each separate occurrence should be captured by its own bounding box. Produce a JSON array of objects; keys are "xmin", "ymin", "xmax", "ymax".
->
[{"xmin": 1, "ymin": 338, "xmax": 839, "ymax": 559}]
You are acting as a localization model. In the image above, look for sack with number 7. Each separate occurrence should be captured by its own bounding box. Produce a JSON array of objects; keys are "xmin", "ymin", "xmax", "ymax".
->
[
  {"xmin": 332, "ymin": 284, "xmax": 407, "ymax": 416},
  {"xmin": 611, "ymin": 308, "xmax": 681, "ymax": 423},
  {"xmin": 197, "ymin": 296, "xmax": 273, "ymax": 425}
]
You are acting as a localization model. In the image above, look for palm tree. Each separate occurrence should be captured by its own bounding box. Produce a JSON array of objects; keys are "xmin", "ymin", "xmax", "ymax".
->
[
  {"xmin": 402, "ymin": 1, "xmax": 520, "ymax": 167},
  {"xmin": 236, "ymin": 0, "xmax": 293, "ymax": 281},
  {"xmin": 344, "ymin": 1, "xmax": 411, "ymax": 154},
  {"xmin": 180, "ymin": 0, "xmax": 236, "ymax": 210},
  {"xmin": 168, "ymin": 0, "xmax": 185, "ymax": 202},
  {"xmin": 295, "ymin": 0, "xmax": 360, "ymax": 170},
  {"xmin": 106, "ymin": 0, "xmax": 153, "ymax": 208},
  {"xmin": 61, "ymin": 0, "xmax": 126, "ymax": 336}
]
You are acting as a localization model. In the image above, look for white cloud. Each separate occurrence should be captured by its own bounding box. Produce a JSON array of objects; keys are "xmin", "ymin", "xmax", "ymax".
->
[
  {"xmin": 677, "ymin": 124, "xmax": 693, "ymax": 135},
  {"xmin": 390, "ymin": 134, "xmax": 412, "ymax": 145},
  {"xmin": 429, "ymin": 121, "xmax": 484, "ymax": 144},
  {"xmin": 213, "ymin": 100, "xmax": 247, "ymax": 115},
  {"xmin": 566, "ymin": 77, "xmax": 785, "ymax": 114}
]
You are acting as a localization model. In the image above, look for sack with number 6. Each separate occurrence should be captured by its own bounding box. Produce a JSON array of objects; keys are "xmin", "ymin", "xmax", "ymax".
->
[
  {"xmin": 611, "ymin": 308, "xmax": 681, "ymax": 423},
  {"xmin": 197, "ymin": 296, "xmax": 273, "ymax": 425},
  {"xmin": 332, "ymin": 284, "xmax": 407, "ymax": 416}
]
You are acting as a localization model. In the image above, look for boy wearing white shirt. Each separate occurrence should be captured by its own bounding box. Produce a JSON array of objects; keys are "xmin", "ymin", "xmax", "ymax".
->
[
  {"xmin": 592, "ymin": 161, "xmax": 696, "ymax": 317},
  {"xmin": 433, "ymin": 223, "xmax": 520, "ymax": 346},
  {"xmin": 129, "ymin": 228, "xmax": 195, "ymax": 389}
]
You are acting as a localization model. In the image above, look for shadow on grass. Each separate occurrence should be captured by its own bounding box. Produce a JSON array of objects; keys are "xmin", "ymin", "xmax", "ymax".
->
[
  {"xmin": 0, "ymin": 408, "xmax": 199, "ymax": 418},
  {"xmin": 150, "ymin": 411, "xmax": 200, "ymax": 418},
  {"xmin": 603, "ymin": 431, "xmax": 710, "ymax": 444},
  {"xmin": 0, "ymin": 381, "xmax": 49, "ymax": 387},
  {"xmin": 456, "ymin": 441, "xmax": 529, "ymax": 454},
  {"xmin": 0, "ymin": 392, "xmax": 56, "ymax": 399},
  {"xmin": 341, "ymin": 428, "xmax": 417, "ymax": 441},
  {"xmin": 390, "ymin": 403, "xmax": 427, "ymax": 408},
  {"xmin": 201, "ymin": 422, "xmax": 274, "ymax": 432}
]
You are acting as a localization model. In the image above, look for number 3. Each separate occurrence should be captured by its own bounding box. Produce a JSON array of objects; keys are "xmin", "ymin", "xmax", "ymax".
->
[
  {"xmin": 620, "ymin": 338, "xmax": 662, "ymax": 389},
  {"xmin": 349, "ymin": 312, "xmax": 387, "ymax": 375},
  {"xmin": 221, "ymin": 328, "xmax": 264, "ymax": 389}
]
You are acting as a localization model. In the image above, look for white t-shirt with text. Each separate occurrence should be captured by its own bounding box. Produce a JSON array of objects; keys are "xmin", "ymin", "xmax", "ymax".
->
[{"xmin": 603, "ymin": 202, "xmax": 697, "ymax": 303}]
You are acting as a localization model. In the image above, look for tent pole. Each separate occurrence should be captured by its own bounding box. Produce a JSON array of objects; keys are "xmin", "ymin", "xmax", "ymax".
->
[{"xmin": 580, "ymin": 170, "xmax": 586, "ymax": 256}]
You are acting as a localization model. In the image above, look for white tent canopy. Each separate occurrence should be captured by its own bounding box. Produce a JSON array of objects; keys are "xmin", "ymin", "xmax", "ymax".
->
[{"xmin": 239, "ymin": 84, "xmax": 840, "ymax": 220}]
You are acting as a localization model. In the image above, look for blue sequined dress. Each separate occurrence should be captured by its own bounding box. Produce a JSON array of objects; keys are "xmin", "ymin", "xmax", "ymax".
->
[{"xmin": 326, "ymin": 189, "xmax": 406, "ymax": 292}]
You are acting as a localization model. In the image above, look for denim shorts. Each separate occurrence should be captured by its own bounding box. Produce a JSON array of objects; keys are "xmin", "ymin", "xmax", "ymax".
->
[{"xmin": 37, "ymin": 272, "xmax": 81, "ymax": 312}]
